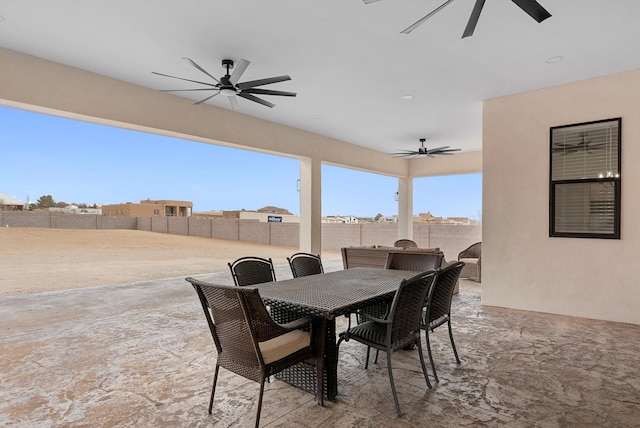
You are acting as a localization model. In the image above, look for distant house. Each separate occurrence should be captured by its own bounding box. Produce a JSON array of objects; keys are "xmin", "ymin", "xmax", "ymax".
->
[
  {"xmin": 0, "ymin": 193, "xmax": 25, "ymax": 211},
  {"xmin": 378, "ymin": 215, "xmax": 398, "ymax": 223},
  {"xmin": 102, "ymin": 199, "xmax": 192, "ymax": 217},
  {"xmin": 212, "ymin": 206, "xmax": 299, "ymax": 223},
  {"xmin": 49, "ymin": 205, "xmax": 102, "ymax": 215},
  {"xmin": 322, "ymin": 215, "xmax": 358, "ymax": 224},
  {"xmin": 192, "ymin": 210, "xmax": 224, "ymax": 219}
]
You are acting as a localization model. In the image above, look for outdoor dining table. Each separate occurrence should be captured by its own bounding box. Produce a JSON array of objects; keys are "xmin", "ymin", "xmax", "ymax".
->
[{"xmin": 254, "ymin": 267, "xmax": 415, "ymax": 401}]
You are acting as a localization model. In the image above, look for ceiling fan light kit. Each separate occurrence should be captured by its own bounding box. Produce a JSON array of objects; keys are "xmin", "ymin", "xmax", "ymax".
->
[{"xmin": 153, "ymin": 58, "xmax": 296, "ymax": 109}]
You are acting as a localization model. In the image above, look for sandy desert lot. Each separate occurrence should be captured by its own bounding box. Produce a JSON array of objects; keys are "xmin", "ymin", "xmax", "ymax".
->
[{"xmin": 0, "ymin": 227, "xmax": 340, "ymax": 297}]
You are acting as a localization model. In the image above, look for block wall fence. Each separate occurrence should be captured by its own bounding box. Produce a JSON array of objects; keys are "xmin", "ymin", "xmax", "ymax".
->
[{"xmin": 0, "ymin": 211, "xmax": 481, "ymax": 261}]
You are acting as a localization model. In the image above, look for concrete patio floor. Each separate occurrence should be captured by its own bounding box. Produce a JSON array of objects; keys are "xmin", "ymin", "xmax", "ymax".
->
[{"xmin": 1, "ymin": 259, "xmax": 639, "ymax": 427}]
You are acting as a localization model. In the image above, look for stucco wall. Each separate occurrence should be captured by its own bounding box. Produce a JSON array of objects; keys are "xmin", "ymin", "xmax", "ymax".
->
[{"xmin": 483, "ymin": 68, "xmax": 640, "ymax": 325}]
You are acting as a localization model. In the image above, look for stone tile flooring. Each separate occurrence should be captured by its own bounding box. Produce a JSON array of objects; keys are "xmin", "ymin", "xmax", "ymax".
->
[{"xmin": 1, "ymin": 260, "xmax": 639, "ymax": 427}]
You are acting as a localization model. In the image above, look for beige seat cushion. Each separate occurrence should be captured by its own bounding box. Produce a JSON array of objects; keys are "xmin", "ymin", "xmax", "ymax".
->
[{"xmin": 259, "ymin": 329, "xmax": 311, "ymax": 364}]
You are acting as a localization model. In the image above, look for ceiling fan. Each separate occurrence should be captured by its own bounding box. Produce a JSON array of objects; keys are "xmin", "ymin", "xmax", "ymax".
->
[
  {"xmin": 152, "ymin": 58, "xmax": 296, "ymax": 109},
  {"xmin": 363, "ymin": 0, "xmax": 551, "ymax": 38},
  {"xmin": 390, "ymin": 138, "xmax": 461, "ymax": 158}
]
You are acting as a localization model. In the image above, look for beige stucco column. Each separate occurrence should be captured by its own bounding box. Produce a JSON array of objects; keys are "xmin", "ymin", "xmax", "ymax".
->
[
  {"xmin": 396, "ymin": 176, "xmax": 413, "ymax": 239},
  {"xmin": 299, "ymin": 157, "xmax": 322, "ymax": 254}
]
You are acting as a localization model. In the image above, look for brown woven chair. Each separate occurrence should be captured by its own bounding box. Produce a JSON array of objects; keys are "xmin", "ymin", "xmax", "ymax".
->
[
  {"xmin": 359, "ymin": 250, "xmax": 443, "ymax": 325},
  {"xmin": 422, "ymin": 261, "xmax": 465, "ymax": 383},
  {"xmin": 337, "ymin": 270, "xmax": 437, "ymax": 416},
  {"xmin": 393, "ymin": 239, "xmax": 418, "ymax": 248},
  {"xmin": 384, "ymin": 251, "xmax": 443, "ymax": 272},
  {"xmin": 457, "ymin": 242, "xmax": 481, "ymax": 282},
  {"xmin": 185, "ymin": 278, "xmax": 324, "ymax": 428},
  {"xmin": 287, "ymin": 252, "xmax": 324, "ymax": 278},
  {"xmin": 228, "ymin": 256, "xmax": 276, "ymax": 286}
]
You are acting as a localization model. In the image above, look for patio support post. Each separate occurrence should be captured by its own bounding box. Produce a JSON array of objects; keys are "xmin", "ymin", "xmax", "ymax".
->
[
  {"xmin": 299, "ymin": 157, "xmax": 322, "ymax": 254},
  {"xmin": 397, "ymin": 176, "xmax": 413, "ymax": 240}
]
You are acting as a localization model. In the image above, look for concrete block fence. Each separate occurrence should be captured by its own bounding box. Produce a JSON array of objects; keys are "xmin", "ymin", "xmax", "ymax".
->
[{"xmin": 0, "ymin": 211, "xmax": 481, "ymax": 260}]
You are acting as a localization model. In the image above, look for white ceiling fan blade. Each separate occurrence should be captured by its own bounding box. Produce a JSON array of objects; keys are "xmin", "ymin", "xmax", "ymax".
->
[
  {"xmin": 194, "ymin": 91, "xmax": 220, "ymax": 105},
  {"xmin": 181, "ymin": 57, "xmax": 220, "ymax": 83},
  {"xmin": 229, "ymin": 58, "xmax": 250, "ymax": 85},
  {"xmin": 228, "ymin": 95, "xmax": 240, "ymax": 110}
]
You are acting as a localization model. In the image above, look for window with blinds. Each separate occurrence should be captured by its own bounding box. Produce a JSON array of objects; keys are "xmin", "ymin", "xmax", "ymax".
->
[{"xmin": 549, "ymin": 118, "xmax": 621, "ymax": 239}]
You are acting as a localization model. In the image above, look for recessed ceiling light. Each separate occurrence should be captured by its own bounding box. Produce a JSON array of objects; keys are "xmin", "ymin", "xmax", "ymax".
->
[
  {"xmin": 546, "ymin": 56, "xmax": 564, "ymax": 64},
  {"xmin": 401, "ymin": 95, "xmax": 414, "ymax": 100},
  {"xmin": 312, "ymin": 117, "xmax": 322, "ymax": 122}
]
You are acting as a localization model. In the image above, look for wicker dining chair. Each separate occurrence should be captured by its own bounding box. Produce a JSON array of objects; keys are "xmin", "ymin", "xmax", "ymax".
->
[
  {"xmin": 358, "ymin": 251, "xmax": 443, "ymax": 325},
  {"xmin": 287, "ymin": 252, "xmax": 324, "ymax": 278},
  {"xmin": 185, "ymin": 277, "xmax": 324, "ymax": 428},
  {"xmin": 337, "ymin": 270, "xmax": 437, "ymax": 417},
  {"xmin": 384, "ymin": 251, "xmax": 443, "ymax": 272},
  {"xmin": 228, "ymin": 256, "xmax": 276, "ymax": 286},
  {"xmin": 422, "ymin": 261, "xmax": 465, "ymax": 383},
  {"xmin": 393, "ymin": 239, "xmax": 418, "ymax": 248}
]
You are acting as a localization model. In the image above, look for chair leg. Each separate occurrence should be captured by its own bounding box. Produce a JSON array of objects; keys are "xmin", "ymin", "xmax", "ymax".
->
[
  {"xmin": 374, "ymin": 349, "xmax": 380, "ymax": 364},
  {"xmin": 365, "ymin": 346, "xmax": 371, "ymax": 369},
  {"xmin": 416, "ymin": 336, "xmax": 432, "ymax": 389},
  {"xmin": 208, "ymin": 364, "xmax": 220, "ymax": 414},
  {"xmin": 448, "ymin": 318, "xmax": 461, "ymax": 364},
  {"xmin": 386, "ymin": 350, "xmax": 402, "ymax": 417},
  {"xmin": 255, "ymin": 379, "xmax": 266, "ymax": 428},
  {"xmin": 426, "ymin": 330, "xmax": 439, "ymax": 383}
]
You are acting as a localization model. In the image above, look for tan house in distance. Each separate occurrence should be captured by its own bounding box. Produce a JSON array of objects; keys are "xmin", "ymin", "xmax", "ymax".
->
[
  {"xmin": 199, "ymin": 206, "xmax": 299, "ymax": 223},
  {"xmin": 102, "ymin": 199, "xmax": 192, "ymax": 217}
]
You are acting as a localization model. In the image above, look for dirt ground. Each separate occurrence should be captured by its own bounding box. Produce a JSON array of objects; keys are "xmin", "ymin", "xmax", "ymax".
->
[{"xmin": 0, "ymin": 227, "xmax": 341, "ymax": 297}]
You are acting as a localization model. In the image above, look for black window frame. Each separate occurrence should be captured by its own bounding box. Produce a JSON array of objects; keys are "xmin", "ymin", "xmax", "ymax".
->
[{"xmin": 549, "ymin": 117, "xmax": 621, "ymax": 239}]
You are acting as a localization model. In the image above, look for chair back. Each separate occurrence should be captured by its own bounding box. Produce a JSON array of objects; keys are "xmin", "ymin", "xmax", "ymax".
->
[
  {"xmin": 425, "ymin": 261, "xmax": 464, "ymax": 325},
  {"xmin": 186, "ymin": 279, "xmax": 263, "ymax": 376},
  {"xmin": 385, "ymin": 270, "xmax": 437, "ymax": 349},
  {"xmin": 228, "ymin": 256, "xmax": 276, "ymax": 286},
  {"xmin": 458, "ymin": 242, "xmax": 481, "ymax": 259},
  {"xmin": 384, "ymin": 251, "xmax": 442, "ymax": 272},
  {"xmin": 287, "ymin": 252, "xmax": 324, "ymax": 278},
  {"xmin": 393, "ymin": 239, "xmax": 418, "ymax": 248},
  {"xmin": 186, "ymin": 278, "xmax": 286, "ymax": 381}
]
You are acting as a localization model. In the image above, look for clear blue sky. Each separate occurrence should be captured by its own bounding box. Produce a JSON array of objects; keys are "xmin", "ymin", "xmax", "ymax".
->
[{"xmin": 0, "ymin": 106, "xmax": 481, "ymax": 219}]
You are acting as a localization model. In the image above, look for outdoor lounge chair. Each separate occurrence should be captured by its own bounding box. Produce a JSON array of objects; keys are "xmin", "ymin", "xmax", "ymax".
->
[
  {"xmin": 384, "ymin": 251, "xmax": 443, "ymax": 272},
  {"xmin": 457, "ymin": 242, "xmax": 481, "ymax": 282},
  {"xmin": 228, "ymin": 256, "xmax": 276, "ymax": 286},
  {"xmin": 393, "ymin": 239, "xmax": 418, "ymax": 248},
  {"xmin": 422, "ymin": 261, "xmax": 465, "ymax": 383},
  {"xmin": 337, "ymin": 270, "xmax": 437, "ymax": 416},
  {"xmin": 185, "ymin": 278, "xmax": 324, "ymax": 428},
  {"xmin": 287, "ymin": 252, "xmax": 324, "ymax": 278}
]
